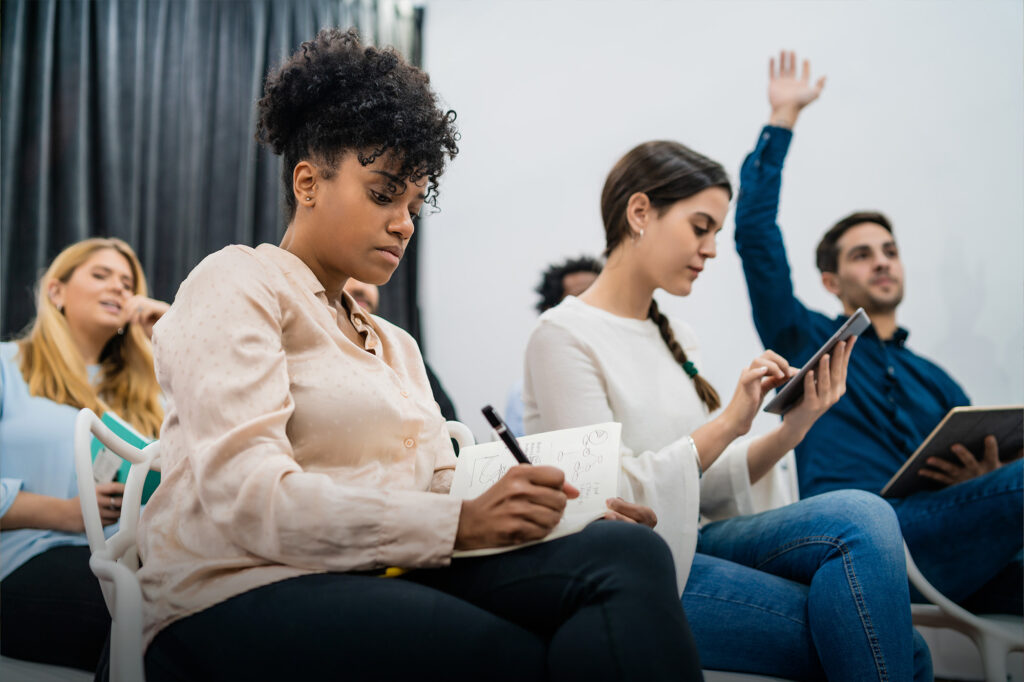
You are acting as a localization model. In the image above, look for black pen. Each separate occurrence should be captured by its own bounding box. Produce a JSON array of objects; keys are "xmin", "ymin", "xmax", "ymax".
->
[{"xmin": 481, "ymin": 405, "xmax": 531, "ymax": 465}]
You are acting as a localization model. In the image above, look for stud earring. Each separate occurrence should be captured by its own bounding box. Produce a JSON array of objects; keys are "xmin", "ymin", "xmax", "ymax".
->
[
  {"xmin": 635, "ymin": 228, "xmax": 645, "ymax": 240},
  {"xmin": 305, "ymin": 196, "xmax": 313, "ymax": 201},
  {"xmin": 117, "ymin": 327, "xmax": 125, "ymax": 336}
]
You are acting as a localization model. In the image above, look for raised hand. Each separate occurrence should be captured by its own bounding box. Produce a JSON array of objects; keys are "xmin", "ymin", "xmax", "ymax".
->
[
  {"xmin": 768, "ymin": 50, "xmax": 825, "ymax": 129},
  {"xmin": 455, "ymin": 465, "xmax": 580, "ymax": 549},
  {"xmin": 721, "ymin": 350, "xmax": 797, "ymax": 438},
  {"xmin": 780, "ymin": 338, "xmax": 856, "ymax": 438}
]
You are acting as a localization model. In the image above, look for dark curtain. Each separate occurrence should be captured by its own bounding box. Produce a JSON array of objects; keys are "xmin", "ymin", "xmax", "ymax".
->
[{"xmin": 1, "ymin": 0, "xmax": 425, "ymax": 343}]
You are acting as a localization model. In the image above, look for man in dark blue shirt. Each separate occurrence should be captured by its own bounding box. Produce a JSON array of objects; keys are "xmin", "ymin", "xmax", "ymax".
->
[{"xmin": 735, "ymin": 52, "xmax": 1021, "ymax": 615}]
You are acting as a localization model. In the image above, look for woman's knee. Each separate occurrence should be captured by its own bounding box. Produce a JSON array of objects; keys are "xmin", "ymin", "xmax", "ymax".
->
[
  {"xmin": 577, "ymin": 521, "xmax": 676, "ymax": 581},
  {"xmin": 809, "ymin": 489, "xmax": 903, "ymax": 553}
]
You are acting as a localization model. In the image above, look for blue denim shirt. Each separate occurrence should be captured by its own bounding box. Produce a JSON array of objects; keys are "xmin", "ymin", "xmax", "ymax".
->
[{"xmin": 734, "ymin": 126, "xmax": 970, "ymax": 497}]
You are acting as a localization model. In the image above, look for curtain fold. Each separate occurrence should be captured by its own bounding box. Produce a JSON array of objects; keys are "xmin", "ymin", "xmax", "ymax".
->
[{"xmin": 1, "ymin": 0, "xmax": 424, "ymax": 342}]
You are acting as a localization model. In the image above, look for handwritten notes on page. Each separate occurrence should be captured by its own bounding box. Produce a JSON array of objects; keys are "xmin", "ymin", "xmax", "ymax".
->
[{"xmin": 449, "ymin": 422, "xmax": 621, "ymax": 557}]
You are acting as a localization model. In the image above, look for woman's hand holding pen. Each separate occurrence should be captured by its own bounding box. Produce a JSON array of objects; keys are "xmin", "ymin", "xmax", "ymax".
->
[{"xmin": 455, "ymin": 466, "xmax": 580, "ymax": 550}]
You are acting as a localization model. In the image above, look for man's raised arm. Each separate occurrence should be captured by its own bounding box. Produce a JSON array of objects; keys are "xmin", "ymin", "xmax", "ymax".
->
[{"xmin": 735, "ymin": 51, "xmax": 825, "ymax": 357}]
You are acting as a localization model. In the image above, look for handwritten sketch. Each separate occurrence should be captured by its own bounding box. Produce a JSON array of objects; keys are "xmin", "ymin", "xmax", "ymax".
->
[{"xmin": 449, "ymin": 422, "xmax": 621, "ymax": 557}]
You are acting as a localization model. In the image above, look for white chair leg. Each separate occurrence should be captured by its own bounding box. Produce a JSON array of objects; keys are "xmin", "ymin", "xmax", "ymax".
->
[{"xmin": 979, "ymin": 636, "xmax": 1009, "ymax": 682}]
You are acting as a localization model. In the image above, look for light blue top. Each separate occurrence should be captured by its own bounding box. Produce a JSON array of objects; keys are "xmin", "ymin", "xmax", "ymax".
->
[
  {"xmin": 504, "ymin": 380, "xmax": 525, "ymax": 438},
  {"xmin": 0, "ymin": 341, "xmax": 115, "ymax": 580}
]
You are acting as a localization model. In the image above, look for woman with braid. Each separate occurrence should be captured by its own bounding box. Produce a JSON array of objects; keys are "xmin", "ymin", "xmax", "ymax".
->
[{"xmin": 523, "ymin": 141, "xmax": 932, "ymax": 681}]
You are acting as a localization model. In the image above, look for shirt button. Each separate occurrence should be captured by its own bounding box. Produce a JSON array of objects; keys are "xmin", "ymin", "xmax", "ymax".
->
[
  {"xmin": 404, "ymin": 438, "xmax": 415, "ymax": 448},
  {"xmin": 887, "ymin": 366, "xmax": 895, "ymax": 376}
]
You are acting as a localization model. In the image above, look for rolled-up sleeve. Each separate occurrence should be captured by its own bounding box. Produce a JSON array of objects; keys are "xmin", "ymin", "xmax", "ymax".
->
[
  {"xmin": 0, "ymin": 478, "xmax": 23, "ymax": 518},
  {"xmin": 154, "ymin": 249, "xmax": 460, "ymax": 572}
]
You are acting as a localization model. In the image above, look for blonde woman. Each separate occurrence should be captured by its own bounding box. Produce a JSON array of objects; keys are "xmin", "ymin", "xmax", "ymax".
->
[{"xmin": 0, "ymin": 237, "xmax": 167, "ymax": 671}]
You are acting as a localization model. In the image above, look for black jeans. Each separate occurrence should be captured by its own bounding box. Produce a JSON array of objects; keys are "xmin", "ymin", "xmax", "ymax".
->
[
  {"xmin": 0, "ymin": 545, "xmax": 110, "ymax": 671},
  {"xmin": 145, "ymin": 521, "xmax": 701, "ymax": 681}
]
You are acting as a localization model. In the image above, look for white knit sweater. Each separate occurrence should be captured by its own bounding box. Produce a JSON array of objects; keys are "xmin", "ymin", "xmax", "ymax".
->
[{"xmin": 523, "ymin": 296, "xmax": 757, "ymax": 593}]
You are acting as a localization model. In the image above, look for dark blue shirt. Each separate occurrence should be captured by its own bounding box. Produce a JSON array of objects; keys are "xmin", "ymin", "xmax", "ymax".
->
[{"xmin": 734, "ymin": 126, "xmax": 971, "ymax": 497}]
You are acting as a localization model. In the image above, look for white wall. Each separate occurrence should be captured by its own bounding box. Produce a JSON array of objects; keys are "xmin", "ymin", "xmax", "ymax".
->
[{"xmin": 417, "ymin": 0, "xmax": 1024, "ymax": 440}]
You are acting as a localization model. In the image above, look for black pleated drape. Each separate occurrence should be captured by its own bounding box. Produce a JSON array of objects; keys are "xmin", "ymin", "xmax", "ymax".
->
[{"xmin": 1, "ymin": 0, "xmax": 425, "ymax": 343}]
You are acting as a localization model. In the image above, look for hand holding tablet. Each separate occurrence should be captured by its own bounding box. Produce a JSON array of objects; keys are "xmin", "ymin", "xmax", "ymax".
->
[{"xmin": 763, "ymin": 308, "xmax": 870, "ymax": 415}]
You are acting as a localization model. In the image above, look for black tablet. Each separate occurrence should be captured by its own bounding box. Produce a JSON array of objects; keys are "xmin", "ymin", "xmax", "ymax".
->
[{"xmin": 763, "ymin": 308, "xmax": 870, "ymax": 415}]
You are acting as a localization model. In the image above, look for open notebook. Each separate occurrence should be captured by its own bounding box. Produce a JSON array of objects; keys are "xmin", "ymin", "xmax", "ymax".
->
[{"xmin": 449, "ymin": 422, "xmax": 621, "ymax": 557}]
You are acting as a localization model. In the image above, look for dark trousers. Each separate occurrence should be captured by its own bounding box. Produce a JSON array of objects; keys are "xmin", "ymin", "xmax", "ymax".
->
[
  {"xmin": 1, "ymin": 545, "xmax": 110, "ymax": 671},
  {"xmin": 145, "ymin": 521, "xmax": 701, "ymax": 681}
]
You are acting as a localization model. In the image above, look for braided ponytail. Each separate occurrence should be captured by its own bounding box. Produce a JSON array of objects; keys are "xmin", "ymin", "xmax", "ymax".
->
[{"xmin": 648, "ymin": 299, "xmax": 721, "ymax": 412}]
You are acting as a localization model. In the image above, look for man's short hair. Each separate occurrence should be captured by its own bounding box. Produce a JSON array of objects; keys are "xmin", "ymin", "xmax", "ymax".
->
[
  {"xmin": 535, "ymin": 256, "xmax": 603, "ymax": 313},
  {"xmin": 816, "ymin": 211, "xmax": 894, "ymax": 274}
]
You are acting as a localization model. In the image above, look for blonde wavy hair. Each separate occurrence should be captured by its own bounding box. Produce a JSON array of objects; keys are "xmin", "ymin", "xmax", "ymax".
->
[{"xmin": 16, "ymin": 238, "xmax": 164, "ymax": 438}]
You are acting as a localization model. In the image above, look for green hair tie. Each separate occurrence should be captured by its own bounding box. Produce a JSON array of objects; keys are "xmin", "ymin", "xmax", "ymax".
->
[{"xmin": 683, "ymin": 361, "xmax": 699, "ymax": 378}]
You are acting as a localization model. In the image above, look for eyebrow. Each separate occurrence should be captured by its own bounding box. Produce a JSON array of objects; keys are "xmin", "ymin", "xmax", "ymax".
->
[
  {"xmin": 844, "ymin": 239, "xmax": 897, "ymax": 252},
  {"xmin": 370, "ymin": 170, "xmax": 427, "ymax": 201},
  {"xmin": 694, "ymin": 212, "xmax": 720, "ymax": 230},
  {"xmin": 842, "ymin": 240, "xmax": 898, "ymax": 259},
  {"xmin": 92, "ymin": 264, "xmax": 134, "ymax": 284}
]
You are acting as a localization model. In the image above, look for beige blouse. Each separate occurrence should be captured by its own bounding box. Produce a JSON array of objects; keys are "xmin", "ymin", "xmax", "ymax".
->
[{"xmin": 137, "ymin": 244, "xmax": 461, "ymax": 647}]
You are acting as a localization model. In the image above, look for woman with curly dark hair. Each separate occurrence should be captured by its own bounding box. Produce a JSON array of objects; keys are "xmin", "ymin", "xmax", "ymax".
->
[{"xmin": 135, "ymin": 29, "xmax": 699, "ymax": 681}]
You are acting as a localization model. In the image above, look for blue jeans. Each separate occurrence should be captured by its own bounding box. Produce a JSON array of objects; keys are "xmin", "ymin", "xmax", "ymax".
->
[
  {"xmin": 888, "ymin": 459, "xmax": 1023, "ymax": 614},
  {"xmin": 684, "ymin": 490, "xmax": 932, "ymax": 681}
]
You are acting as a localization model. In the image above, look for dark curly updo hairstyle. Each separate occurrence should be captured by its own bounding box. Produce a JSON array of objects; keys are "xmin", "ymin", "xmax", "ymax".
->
[
  {"xmin": 600, "ymin": 141, "xmax": 732, "ymax": 412},
  {"xmin": 535, "ymin": 256, "xmax": 603, "ymax": 313},
  {"xmin": 256, "ymin": 28, "xmax": 459, "ymax": 219}
]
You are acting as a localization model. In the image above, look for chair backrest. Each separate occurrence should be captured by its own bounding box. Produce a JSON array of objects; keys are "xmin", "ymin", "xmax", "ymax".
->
[
  {"xmin": 444, "ymin": 420, "xmax": 476, "ymax": 451},
  {"xmin": 73, "ymin": 407, "xmax": 159, "ymax": 682}
]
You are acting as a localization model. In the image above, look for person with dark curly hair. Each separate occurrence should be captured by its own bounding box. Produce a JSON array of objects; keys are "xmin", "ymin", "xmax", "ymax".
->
[
  {"xmin": 135, "ymin": 28, "xmax": 699, "ymax": 681},
  {"xmin": 505, "ymin": 256, "xmax": 603, "ymax": 437},
  {"xmin": 534, "ymin": 255, "xmax": 603, "ymax": 314}
]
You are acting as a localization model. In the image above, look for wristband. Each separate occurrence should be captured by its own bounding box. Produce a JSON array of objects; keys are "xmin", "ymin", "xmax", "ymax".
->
[{"xmin": 687, "ymin": 436, "xmax": 702, "ymax": 479}]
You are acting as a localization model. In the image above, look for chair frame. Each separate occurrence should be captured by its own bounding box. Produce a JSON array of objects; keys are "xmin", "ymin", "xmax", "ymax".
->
[
  {"xmin": 74, "ymin": 408, "xmax": 160, "ymax": 682},
  {"xmin": 904, "ymin": 544, "xmax": 1023, "ymax": 682}
]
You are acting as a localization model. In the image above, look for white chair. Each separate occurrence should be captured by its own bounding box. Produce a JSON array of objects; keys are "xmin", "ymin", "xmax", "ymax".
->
[
  {"xmin": 73, "ymin": 408, "xmax": 159, "ymax": 682},
  {"xmin": 0, "ymin": 656, "xmax": 92, "ymax": 682},
  {"xmin": 904, "ymin": 545, "xmax": 1023, "ymax": 682}
]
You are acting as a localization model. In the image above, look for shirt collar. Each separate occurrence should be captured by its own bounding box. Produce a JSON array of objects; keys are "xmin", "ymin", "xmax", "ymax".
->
[
  {"xmin": 837, "ymin": 312, "xmax": 910, "ymax": 347},
  {"xmin": 340, "ymin": 290, "xmax": 374, "ymax": 326}
]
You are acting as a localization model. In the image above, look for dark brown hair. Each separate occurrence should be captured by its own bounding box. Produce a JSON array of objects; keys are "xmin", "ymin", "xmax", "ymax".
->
[
  {"xmin": 600, "ymin": 141, "xmax": 732, "ymax": 412},
  {"xmin": 816, "ymin": 211, "xmax": 893, "ymax": 273}
]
